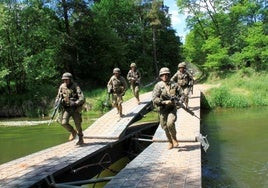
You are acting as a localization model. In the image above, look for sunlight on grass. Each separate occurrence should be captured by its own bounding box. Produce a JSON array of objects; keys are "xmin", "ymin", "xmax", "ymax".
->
[{"xmin": 205, "ymin": 68, "xmax": 268, "ymax": 108}]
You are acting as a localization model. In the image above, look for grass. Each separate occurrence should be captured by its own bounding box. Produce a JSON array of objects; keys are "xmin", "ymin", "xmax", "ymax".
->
[{"xmin": 203, "ymin": 68, "xmax": 268, "ymax": 109}]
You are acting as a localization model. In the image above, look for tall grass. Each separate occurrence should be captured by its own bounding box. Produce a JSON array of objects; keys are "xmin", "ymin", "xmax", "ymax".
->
[
  {"xmin": 84, "ymin": 85, "xmax": 154, "ymax": 112},
  {"xmin": 205, "ymin": 68, "xmax": 268, "ymax": 108}
]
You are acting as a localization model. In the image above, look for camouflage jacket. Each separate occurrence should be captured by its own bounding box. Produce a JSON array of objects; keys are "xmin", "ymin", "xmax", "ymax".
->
[
  {"xmin": 171, "ymin": 70, "xmax": 193, "ymax": 87},
  {"xmin": 152, "ymin": 80, "xmax": 183, "ymax": 111},
  {"xmin": 127, "ymin": 69, "xmax": 141, "ymax": 85},
  {"xmin": 107, "ymin": 75, "xmax": 128, "ymax": 94},
  {"xmin": 56, "ymin": 82, "xmax": 85, "ymax": 108}
]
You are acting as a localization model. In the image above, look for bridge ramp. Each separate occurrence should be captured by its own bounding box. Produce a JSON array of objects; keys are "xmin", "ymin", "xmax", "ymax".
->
[{"xmin": 105, "ymin": 88, "xmax": 201, "ymax": 188}]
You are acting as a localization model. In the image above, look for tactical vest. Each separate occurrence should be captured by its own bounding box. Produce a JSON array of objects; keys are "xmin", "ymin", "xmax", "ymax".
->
[
  {"xmin": 127, "ymin": 70, "xmax": 140, "ymax": 84},
  {"xmin": 110, "ymin": 76, "xmax": 125, "ymax": 94},
  {"xmin": 177, "ymin": 72, "xmax": 190, "ymax": 87},
  {"xmin": 59, "ymin": 82, "xmax": 84, "ymax": 107}
]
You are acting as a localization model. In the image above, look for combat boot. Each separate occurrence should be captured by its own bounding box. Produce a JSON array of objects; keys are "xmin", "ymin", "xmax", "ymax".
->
[
  {"xmin": 172, "ymin": 138, "xmax": 179, "ymax": 148},
  {"xmin": 168, "ymin": 142, "xmax": 173, "ymax": 149},
  {"xmin": 118, "ymin": 105, "xmax": 124, "ymax": 117},
  {"xmin": 185, "ymin": 97, "xmax": 189, "ymax": 108},
  {"xmin": 69, "ymin": 130, "xmax": 77, "ymax": 141},
  {"xmin": 76, "ymin": 135, "xmax": 84, "ymax": 145},
  {"xmin": 136, "ymin": 97, "xmax": 140, "ymax": 105},
  {"xmin": 165, "ymin": 131, "xmax": 173, "ymax": 149}
]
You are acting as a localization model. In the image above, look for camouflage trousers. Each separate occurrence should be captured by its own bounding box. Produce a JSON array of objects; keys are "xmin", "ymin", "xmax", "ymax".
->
[
  {"xmin": 182, "ymin": 86, "xmax": 190, "ymax": 107},
  {"xmin": 159, "ymin": 107, "xmax": 177, "ymax": 142},
  {"xmin": 130, "ymin": 83, "xmax": 140, "ymax": 100},
  {"xmin": 59, "ymin": 107, "xmax": 83, "ymax": 136},
  {"xmin": 111, "ymin": 92, "xmax": 123, "ymax": 107}
]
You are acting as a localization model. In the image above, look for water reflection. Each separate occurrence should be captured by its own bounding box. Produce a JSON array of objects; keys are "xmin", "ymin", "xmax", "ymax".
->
[{"xmin": 202, "ymin": 106, "xmax": 268, "ymax": 188}]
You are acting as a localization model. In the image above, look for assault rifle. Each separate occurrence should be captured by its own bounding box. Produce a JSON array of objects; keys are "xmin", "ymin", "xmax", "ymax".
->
[
  {"xmin": 48, "ymin": 97, "xmax": 62, "ymax": 126},
  {"xmin": 165, "ymin": 95, "xmax": 200, "ymax": 119},
  {"xmin": 103, "ymin": 92, "xmax": 112, "ymax": 109},
  {"xmin": 189, "ymin": 84, "xmax": 194, "ymax": 95}
]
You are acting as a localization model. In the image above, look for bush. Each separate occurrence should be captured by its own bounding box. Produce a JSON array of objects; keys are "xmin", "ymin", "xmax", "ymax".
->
[
  {"xmin": 206, "ymin": 87, "xmax": 249, "ymax": 108},
  {"xmin": 205, "ymin": 70, "xmax": 268, "ymax": 109}
]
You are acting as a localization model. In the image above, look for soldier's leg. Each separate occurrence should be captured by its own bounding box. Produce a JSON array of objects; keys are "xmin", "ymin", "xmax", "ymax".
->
[
  {"xmin": 61, "ymin": 110, "xmax": 77, "ymax": 141},
  {"xmin": 118, "ymin": 95, "xmax": 124, "ymax": 117},
  {"xmin": 167, "ymin": 111, "xmax": 178, "ymax": 147},
  {"xmin": 183, "ymin": 87, "xmax": 189, "ymax": 108},
  {"xmin": 130, "ymin": 84, "xmax": 135, "ymax": 95},
  {"xmin": 160, "ymin": 113, "xmax": 173, "ymax": 149},
  {"xmin": 73, "ymin": 111, "xmax": 84, "ymax": 145},
  {"xmin": 112, "ymin": 93, "xmax": 119, "ymax": 113},
  {"xmin": 134, "ymin": 85, "xmax": 140, "ymax": 104}
]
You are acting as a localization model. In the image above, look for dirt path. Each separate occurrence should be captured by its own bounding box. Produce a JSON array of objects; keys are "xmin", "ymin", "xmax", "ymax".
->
[
  {"xmin": 0, "ymin": 120, "xmax": 50, "ymax": 126},
  {"xmin": 195, "ymin": 83, "xmax": 220, "ymax": 92}
]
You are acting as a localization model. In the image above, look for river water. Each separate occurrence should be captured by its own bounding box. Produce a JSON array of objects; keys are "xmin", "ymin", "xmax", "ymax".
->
[{"xmin": 201, "ymin": 106, "xmax": 268, "ymax": 188}]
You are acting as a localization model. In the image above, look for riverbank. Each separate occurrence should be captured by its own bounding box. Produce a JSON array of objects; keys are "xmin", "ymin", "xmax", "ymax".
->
[
  {"xmin": 0, "ymin": 120, "xmax": 50, "ymax": 126},
  {"xmin": 201, "ymin": 68, "xmax": 268, "ymax": 109}
]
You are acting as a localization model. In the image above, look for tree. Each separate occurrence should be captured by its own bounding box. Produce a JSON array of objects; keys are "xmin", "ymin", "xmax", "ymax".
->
[{"xmin": 177, "ymin": 0, "xmax": 268, "ymax": 72}]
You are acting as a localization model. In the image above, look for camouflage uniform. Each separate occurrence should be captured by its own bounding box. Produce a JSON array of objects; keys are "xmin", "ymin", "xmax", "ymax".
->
[
  {"xmin": 107, "ymin": 68, "xmax": 128, "ymax": 117},
  {"xmin": 127, "ymin": 63, "xmax": 141, "ymax": 104},
  {"xmin": 171, "ymin": 62, "xmax": 194, "ymax": 108},
  {"xmin": 152, "ymin": 67, "xmax": 183, "ymax": 149},
  {"xmin": 56, "ymin": 72, "xmax": 85, "ymax": 145}
]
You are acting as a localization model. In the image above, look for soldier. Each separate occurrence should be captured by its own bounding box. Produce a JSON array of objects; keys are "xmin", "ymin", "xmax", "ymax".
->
[
  {"xmin": 107, "ymin": 68, "xmax": 128, "ymax": 117},
  {"xmin": 127, "ymin": 62, "xmax": 141, "ymax": 104},
  {"xmin": 152, "ymin": 67, "xmax": 184, "ymax": 149},
  {"xmin": 171, "ymin": 62, "xmax": 194, "ymax": 108},
  {"xmin": 55, "ymin": 72, "xmax": 85, "ymax": 145}
]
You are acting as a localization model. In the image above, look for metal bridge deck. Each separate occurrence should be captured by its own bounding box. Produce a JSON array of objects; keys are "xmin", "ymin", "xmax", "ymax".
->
[{"xmin": 105, "ymin": 88, "xmax": 201, "ymax": 188}]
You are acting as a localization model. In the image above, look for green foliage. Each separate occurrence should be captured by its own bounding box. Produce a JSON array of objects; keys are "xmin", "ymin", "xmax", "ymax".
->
[
  {"xmin": 0, "ymin": 0, "xmax": 183, "ymax": 117},
  {"xmin": 207, "ymin": 87, "xmax": 249, "ymax": 108},
  {"xmin": 202, "ymin": 37, "xmax": 230, "ymax": 70},
  {"xmin": 0, "ymin": 0, "xmax": 60, "ymax": 95},
  {"xmin": 205, "ymin": 70, "xmax": 268, "ymax": 109},
  {"xmin": 178, "ymin": 0, "xmax": 268, "ymax": 72}
]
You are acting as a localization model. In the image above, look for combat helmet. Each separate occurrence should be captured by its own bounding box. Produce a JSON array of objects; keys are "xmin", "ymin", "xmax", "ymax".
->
[
  {"xmin": 178, "ymin": 62, "xmax": 186, "ymax": 68},
  {"xmin": 130, "ymin": 62, "xmax": 136, "ymax": 67},
  {"xmin": 113, "ymin": 68, "xmax": 121, "ymax": 74},
  {"xmin": 159, "ymin": 67, "xmax": 170, "ymax": 76},
  {"xmin": 62, "ymin": 72, "xmax": 72, "ymax": 80}
]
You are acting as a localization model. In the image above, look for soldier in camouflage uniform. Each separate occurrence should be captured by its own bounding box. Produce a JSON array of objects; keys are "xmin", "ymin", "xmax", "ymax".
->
[
  {"xmin": 107, "ymin": 68, "xmax": 128, "ymax": 117},
  {"xmin": 152, "ymin": 67, "xmax": 184, "ymax": 149},
  {"xmin": 127, "ymin": 63, "xmax": 141, "ymax": 104},
  {"xmin": 171, "ymin": 62, "xmax": 194, "ymax": 108},
  {"xmin": 55, "ymin": 72, "xmax": 85, "ymax": 145}
]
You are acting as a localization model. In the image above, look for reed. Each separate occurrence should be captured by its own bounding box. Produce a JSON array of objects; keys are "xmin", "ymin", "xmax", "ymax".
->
[{"xmin": 205, "ymin": 68, "xmax": 268, "ymax": 108}]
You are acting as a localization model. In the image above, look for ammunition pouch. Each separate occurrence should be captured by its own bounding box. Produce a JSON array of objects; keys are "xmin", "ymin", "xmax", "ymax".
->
[{"xmin": 113, "ymin": 86, "xmax": 124, "ymax": 94}]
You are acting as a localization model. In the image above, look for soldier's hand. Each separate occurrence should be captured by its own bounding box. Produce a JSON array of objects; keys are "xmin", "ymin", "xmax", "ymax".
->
[{"xmin": 162, "ymin": 100, "xmax": 173, "ymax": 106}]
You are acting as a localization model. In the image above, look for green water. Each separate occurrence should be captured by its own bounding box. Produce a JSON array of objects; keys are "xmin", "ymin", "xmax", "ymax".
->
[
  {"xmin": 202, "ymin": 106, "xmax": 268, "ymax": 188},
  {"xmin": 0, "ymin": 124, "xmax": 67, "ymax": 164},
  {"xmin": 0, "ymin": 118, "xmax": 93, "ymax": 164}
]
